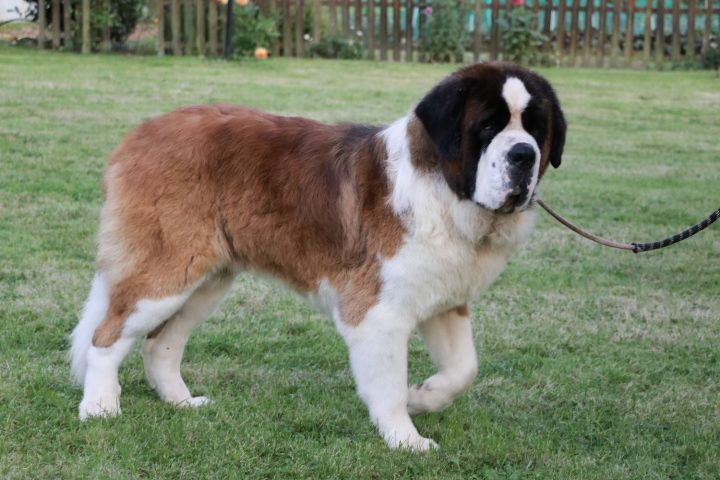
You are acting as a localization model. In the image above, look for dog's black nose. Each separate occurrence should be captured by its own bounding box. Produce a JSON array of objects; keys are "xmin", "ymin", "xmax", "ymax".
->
[{"xmin": 508, "ymin": 143, "xmax": 535, "ymax": 167}]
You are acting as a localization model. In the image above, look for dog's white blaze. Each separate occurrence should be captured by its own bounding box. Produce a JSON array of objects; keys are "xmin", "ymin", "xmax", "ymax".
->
[
  {"xmin": 502, "ymin": 77, "xmax": 531, "ymax": 113},
  {"xmin": 473, "ymin": 77, "xmax": 540, "ymax": 211}
]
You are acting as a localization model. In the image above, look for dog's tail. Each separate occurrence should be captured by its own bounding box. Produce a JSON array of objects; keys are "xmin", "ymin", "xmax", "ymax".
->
[{"xmin": 70, "ymin": 272, "xmax": 110, "ymax": 385}]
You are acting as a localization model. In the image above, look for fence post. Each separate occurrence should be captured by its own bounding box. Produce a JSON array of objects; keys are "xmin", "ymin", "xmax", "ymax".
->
[
  {"xmin": 63, "ymin": 0, "xmax": 73, "ymax": 49},
  {"xmin": 313, "ymin": 0, "xmax": 322, "ymax": 42},
  {"xmin": 701, "ymin": 0, "xmax": 710, "ymax": 54},
  {"xmin": 295, "ymin": 0, "xmax": 304, "ymax": 56},
  {"xmin": 569, "ymin": 0, "xmax": 580, "ymax": 65},
  {"xmin": 624, "ymin": 0, "xmax": 635, "ymax": 65},
  {"xmin": 172, "ymin": 0, "xmax": 182, "ymax": 54},
  {"xmin": 283, "ymin": 0, "xmax": 292, "ymax": 55},
  {"xmin": 343, "ymin": 0, "xmax": 351, "ymax": 35},
  {"xmin": 655, "ymin": 0, "xmax": 664, "ymax": 69},
  {"xmin": 405, "ymin": 0, "xmax": 413, "ymax": 61},
  {"xmin": 671, "ymin": 0, "xmax": 680, "ymax": 61},
  {"xmin": 368, "ymin": 0, "xmax": 375, "ymax": 59},
  {"xmin": 269, "ymin": 0, "xmax": 279, "ymax": 56},
  {"xmin": 81, "ymin": 0, "xmax": 89, "ymax": 53},
  {"xmin": 196, "ymin": 0, "xmax": 206, "ymax": 55},
  {"xmin": 102, "ymin": 0, "xmax": 111, "ymax": 52},
  {"xmin": 474, "ymin": 0, "xmax": 484, "ymax": 62},
  {"xmin": 355, "ymin": 0, "xmax": 363, "ymax": 31},
  {"xmin": 184, "ymin": 0, "xmax": 194, "ymax": 54},
  {"xmin": 687, "ymin": 0, "xmax": 696, "ymax": 58},
  {"xmin": 158, "ymin": 0, "xmax": 166, "ymax": 55},
  {"xmin": 490, "ymin": 0, "xmax": 499, "ymax": 59},
  {"xmin": 596, "ymin": 0, "xmax": 607, "ymax": 66},
  {"xmin": 542, "ymin": 0, "xmax": 552, "ymax": 53},
  {"xmin": 329, "ymin": 0, "xmax": 337, "ymax": 34},
  {"xmin": 393, "ymin": 0, "xmax": 401, "ymax": 61},
  {"xmin": 583, "ymin": 0, "xmax": 594, "ymax": 66},
  {"xmin": 52, "ymin": 0, "xmax": 61, "ymax": 48},
  {"xmin": 209, "ymin": 0, "xmax": 218, "ymax": 55},
  {"xmin": 38, "ymin": 0, "xmax": 47, "ymax": 49},
  {"xmin": 610, "ymin": 0, "xmax": 621, "ymax": 65},
  {"xmin": 557, "ymin": 0, "xmax": 566, "ymax": 60},
  {"xmin": 380, "ymin": 0, "xmax": 388, "ymax": 60},
  {"xmin": 223, "ymin": 0, "xmax": 234, "ymax": 57},
  {"xmin": 642, "ymin": 0, "xmax": 651, "ymax": 62}
]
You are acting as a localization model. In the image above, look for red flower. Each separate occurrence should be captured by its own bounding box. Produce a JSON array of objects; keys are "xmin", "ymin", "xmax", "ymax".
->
[{"xmin": 511, "ymin": 0, "xmax": 524, "ymax": 5}]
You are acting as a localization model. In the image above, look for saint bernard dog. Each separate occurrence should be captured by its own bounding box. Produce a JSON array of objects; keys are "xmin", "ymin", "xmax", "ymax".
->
[{"xmin": 71, "ymin": 62, "xmax": 566, "ymax": 451}]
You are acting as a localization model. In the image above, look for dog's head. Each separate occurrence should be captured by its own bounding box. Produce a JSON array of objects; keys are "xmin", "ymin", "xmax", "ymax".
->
[{"xmin": 415, "ymin": 62, "xmax": 566, "ymax": 213}]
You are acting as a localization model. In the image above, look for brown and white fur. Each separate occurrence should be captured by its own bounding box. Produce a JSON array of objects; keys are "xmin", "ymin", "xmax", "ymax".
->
[{"xmin": 71, "ymin": 62, "xmax": 566, "ymax": 451}]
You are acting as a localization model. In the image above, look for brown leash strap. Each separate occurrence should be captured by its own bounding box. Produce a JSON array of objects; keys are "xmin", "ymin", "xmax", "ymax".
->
[{"xmin": 536, "ymin": 198, "xmax": 720, "ymax": 254}]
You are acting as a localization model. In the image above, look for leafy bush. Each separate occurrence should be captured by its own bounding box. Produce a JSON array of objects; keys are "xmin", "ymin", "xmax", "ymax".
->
[
  {"xmin": 231, "ymin": 2, "xmax": 279, "ymax": 58},
  {"xmin": 499, "ymin": 3, "xmax": 547, "ymax": 66},
  {"xmin": 702, "ymin": 44, "xmax": 720, "ymax": 76},
  {"xmin": 419, "ymin": 0, "xmax": 466, "ymax": 63},
  {"xmin": 308, "ymin": 34, "xmax": 365, "ymax": 59},
  {"xmin": 26, "ymin": 0, "xmax": 145, "ymax": 49}
]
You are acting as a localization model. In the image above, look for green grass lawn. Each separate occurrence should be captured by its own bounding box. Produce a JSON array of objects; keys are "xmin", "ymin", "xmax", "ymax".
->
[{"xmin": 0, "ymin": 46, "xmax": 718, "ymax": 479}]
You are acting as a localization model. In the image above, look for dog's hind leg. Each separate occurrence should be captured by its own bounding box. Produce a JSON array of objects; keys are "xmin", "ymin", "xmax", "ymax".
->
[
  {"xmin": 76, "ymin": 276, "xmax": 201, "ymax": 420},
  {"xmin": 142, "ymin": 272, "xmax": 234, "ymax": 407},
  {"xmin": 406, "ymin": 305, "xmax": 478, "ymax": 416}
]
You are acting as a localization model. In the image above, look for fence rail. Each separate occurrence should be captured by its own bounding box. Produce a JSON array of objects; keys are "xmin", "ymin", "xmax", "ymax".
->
[{"xmin": 34, "ymin": 0, "xmax": 720, "ymax": 68}]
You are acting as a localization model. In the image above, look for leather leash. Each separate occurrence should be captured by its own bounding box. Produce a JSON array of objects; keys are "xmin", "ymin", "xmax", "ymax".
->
[{"xmin": 536, "ymin": 198, "xmax": 720, "ymax": 253}]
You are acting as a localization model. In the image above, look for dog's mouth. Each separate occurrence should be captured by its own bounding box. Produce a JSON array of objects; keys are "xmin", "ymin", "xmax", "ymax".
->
[{"xmin": 496, "ymin": 185, "xmax": 530, "ymax": 214}]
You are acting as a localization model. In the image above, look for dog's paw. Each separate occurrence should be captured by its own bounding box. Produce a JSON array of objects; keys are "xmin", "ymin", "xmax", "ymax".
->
[
  {"xmin": 78, "ymin": 381, "xmax": 122, "ymax": 421},
  {"xmin": 407, "ymin": 382, "xmax": 448, "ymax": 416},
  {"xmin": 387, "ymin": 433, "xmax": 439, "ymax": 452},
  {"xmin": 407, "ymin": 383, "xmax": 429, "ymax": 416},
  {"xmin": 176, "ymin": 396, "xmax": 213, "ymax": 408},
  {"xmin": 79, "ymin": 397, "xmax": 121, "ymax": 421}
]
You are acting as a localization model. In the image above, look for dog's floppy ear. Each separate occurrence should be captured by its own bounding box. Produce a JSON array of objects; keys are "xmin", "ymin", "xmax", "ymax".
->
[
  {"xmin": 414, "ymin": 77, "xmax": 470, "ymax": 160},
  {"xmin": 548, "ymin": 95, "xmax": 566, "ymax": 169}
]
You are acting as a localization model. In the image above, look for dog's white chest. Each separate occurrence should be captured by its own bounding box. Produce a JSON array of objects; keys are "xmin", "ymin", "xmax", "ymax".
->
[{"xmin": 378, "ymin": 228, "xmax": 513, "ymax": 322}]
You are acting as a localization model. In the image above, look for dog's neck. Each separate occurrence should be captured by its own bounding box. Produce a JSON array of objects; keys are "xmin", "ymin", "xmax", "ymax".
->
[{"xmin": 380, "ymin": 114, "xmax": 535, "ymax": 249}]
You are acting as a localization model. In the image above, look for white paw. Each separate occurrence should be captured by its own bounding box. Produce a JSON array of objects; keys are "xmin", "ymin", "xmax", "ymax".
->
[
  {"xmin": 176, "ymin": 396, "xmax": 213, "ymax": 408},
  {"xmin": 386, "ymin": 433, "xmax": 439, "ymax": 452},
  {"xmin": 407, "ymin": 381, "xmax": 455, "ymax": 416},
  {"xmin": 79, "ymin": 396, "xmax": 121, "ymax": 421},
  {"xmin": 407, "ymin": 383, "xmax": 429, "ymax": 416}
]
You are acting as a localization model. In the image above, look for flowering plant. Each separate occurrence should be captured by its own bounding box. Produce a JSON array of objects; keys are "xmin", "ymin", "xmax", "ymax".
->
[
  {"xmin": 499, "ymin": 3, "xmax": 547, "ymax": 65},
  {"xmin": 420, "ymin": 0, "xmax": 465, "ymax": 63},
  {"xmin": 231, "ymin": 2, "xmax": 278, "ymax": 58}
]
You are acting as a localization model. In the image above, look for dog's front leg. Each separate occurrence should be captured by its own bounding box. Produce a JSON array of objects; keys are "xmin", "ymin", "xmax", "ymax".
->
[
  {"xmin": 341, "ymin": 304, "xmax": 438, "ymax": 451},
  {"xmin": 407, "ymin": 305, "xmax": 478, "ymax": 415}
]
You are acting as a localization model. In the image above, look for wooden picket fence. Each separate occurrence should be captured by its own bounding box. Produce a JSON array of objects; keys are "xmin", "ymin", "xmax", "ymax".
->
[{"xmin": 36, "ymin": 0, "xmax": 720, "ymax": 67}]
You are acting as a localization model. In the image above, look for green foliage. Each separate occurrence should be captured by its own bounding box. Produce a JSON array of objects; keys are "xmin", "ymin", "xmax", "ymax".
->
[
  {"xmin": 231, "ymin": 3, "xmax": 279, "ymax": 58},
  {"xmin": 308, "ymin": 34, "xmax": 365, "ymax": 59},
  {"xmin": 26, "ymin": 0, "xmax": 145, "ymax": 50},
  {"xmin": 90, "ymin": 0, "xmax": 146, "ymax": 50},
  {"xmin": 670, "ymin": 57, "xmax": 703, "ymax": 71},
  {"xmin": 499, "ymin": 5, "xmax": 548, "ymax": 66},
  {"xmin": 419, "ymin": 0, "xmax": 466, "ymax": 63},
  {"xmin": 702, "ymin": 45, "xmax": 720, "ymax": 75}
]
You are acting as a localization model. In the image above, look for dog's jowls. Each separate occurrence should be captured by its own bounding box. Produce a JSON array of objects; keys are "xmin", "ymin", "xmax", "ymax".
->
[{"xmin": 71, "ymin": 62, "xmax": 565, "ymax": 451}]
